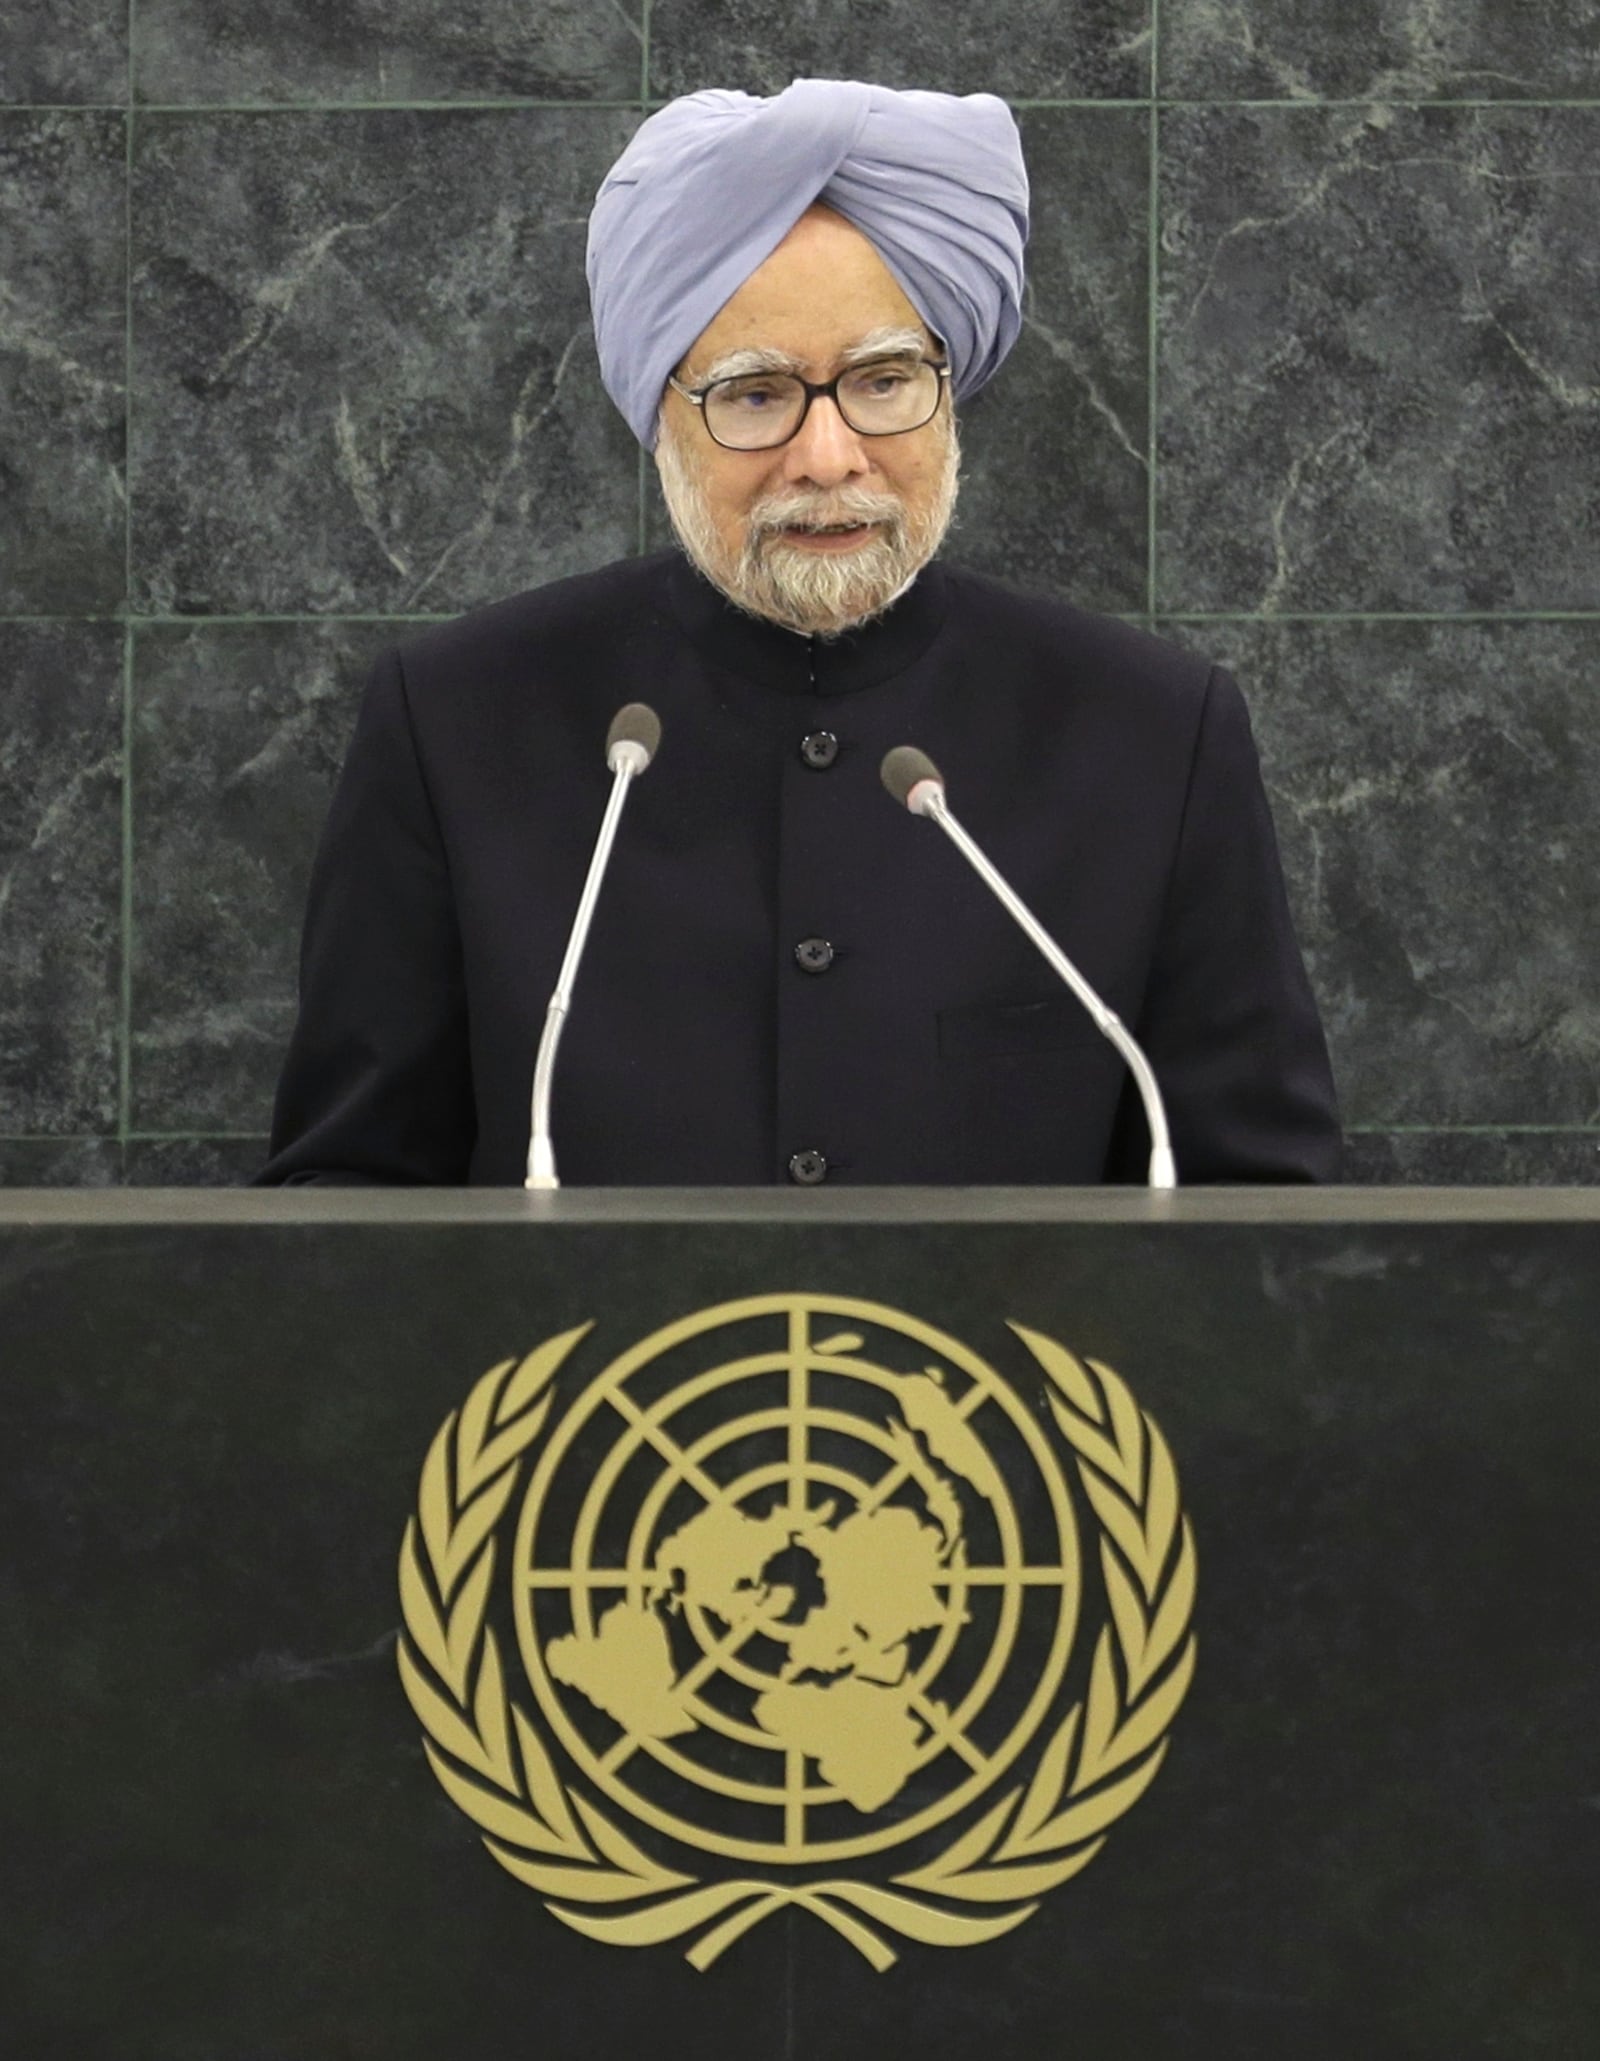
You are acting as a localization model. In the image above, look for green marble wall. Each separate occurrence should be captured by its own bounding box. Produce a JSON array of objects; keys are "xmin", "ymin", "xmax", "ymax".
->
[{"xmin": 2, "ymin": 6, "xmax": 1597, "ymax": 1183}]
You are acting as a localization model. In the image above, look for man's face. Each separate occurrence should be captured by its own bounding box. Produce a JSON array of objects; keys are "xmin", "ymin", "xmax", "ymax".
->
[{"xmin": 655, "ymin": 204, "xmax": 960, "ymax": 639}]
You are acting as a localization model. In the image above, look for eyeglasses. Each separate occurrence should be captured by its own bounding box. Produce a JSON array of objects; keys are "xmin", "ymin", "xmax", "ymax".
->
[{"xmin": 667, "ymin": 357, "xmax": 951, "ymax": 452}]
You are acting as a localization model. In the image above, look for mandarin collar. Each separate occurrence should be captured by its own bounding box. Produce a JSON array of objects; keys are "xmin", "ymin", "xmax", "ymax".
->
[{"xmin": 664, "ymin": 547, "xmax": 947, "ymax": 696}]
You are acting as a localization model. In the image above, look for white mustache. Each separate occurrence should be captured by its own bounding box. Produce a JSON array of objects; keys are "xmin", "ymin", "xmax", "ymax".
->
[{"xmin": 755, "ymin": 496, "xmax": 904, "ymax": 535}]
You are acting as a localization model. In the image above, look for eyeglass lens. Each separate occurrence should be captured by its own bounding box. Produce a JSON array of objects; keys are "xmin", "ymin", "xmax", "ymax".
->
[{"xmin": 705, "ymin": 361, "xmax": 942, "ymax": 451}]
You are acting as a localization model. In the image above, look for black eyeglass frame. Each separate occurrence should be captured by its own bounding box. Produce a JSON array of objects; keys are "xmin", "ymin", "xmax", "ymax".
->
[{"xmin": 666, "ymin": 358, "xmax": 952, "ymax": 451}]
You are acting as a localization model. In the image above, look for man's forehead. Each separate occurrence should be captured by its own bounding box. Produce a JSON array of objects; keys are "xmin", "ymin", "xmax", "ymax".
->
[
  {"xmin": 681, "ymin": 205, "xmax": 930, "ymax": 378},
  {"xmin": 692, "ymin": 323, "xmax": 934, "ymax": 383}
]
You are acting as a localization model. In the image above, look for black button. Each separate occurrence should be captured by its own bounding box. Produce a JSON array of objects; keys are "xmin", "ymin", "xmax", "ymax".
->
[
  {"xmin": 788, "ymin": 1149, "xmax": 828, "ymax": 1186},
  {"xmin": 794, "ymin": 936, "xmax": 835, "ymax": 974},
  {"xmin": 800, "ymin": 730, "xmax": 839, "ymax": 770}
]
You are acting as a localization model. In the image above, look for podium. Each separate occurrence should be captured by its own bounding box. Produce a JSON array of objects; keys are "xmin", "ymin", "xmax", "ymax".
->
[{"xmin": 4, "ymin": 1187, "xmax": 1597, "ymax": 2058}]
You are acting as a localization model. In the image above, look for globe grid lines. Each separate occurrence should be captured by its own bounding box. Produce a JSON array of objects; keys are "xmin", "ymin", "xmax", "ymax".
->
[
  {"xmin": 524, "ymin": 1566, "xmax": 1080, "ymax": 1588},
  {"xmin": 572, "ymin": 1393, "xmax": 1016, "ymax": 1777},
  {"xmin": 626, "ymin": 1410, "xmax": 979, "ymax": 1707},
  {"xmin": 513, "ymin": 1294, "xmax": 1081, "ymax": 1868},
  {"xmin": 521, "ymin": 1316, "xmax": 1071, "ymax": 1844}
]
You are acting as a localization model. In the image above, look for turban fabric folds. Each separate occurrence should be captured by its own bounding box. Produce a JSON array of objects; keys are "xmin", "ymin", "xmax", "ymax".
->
[{"xmin": 586, "ymin": 80, "xmax": 1030, "ymax": 449}]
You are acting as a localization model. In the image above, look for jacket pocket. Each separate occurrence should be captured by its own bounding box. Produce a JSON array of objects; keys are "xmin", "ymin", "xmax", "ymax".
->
[{"xmin": 937, "ymin": 994, "xmax": 1104, "ymax": 1062}]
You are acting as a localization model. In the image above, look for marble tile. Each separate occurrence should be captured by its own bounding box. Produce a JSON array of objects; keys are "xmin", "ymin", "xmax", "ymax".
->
[
  {"xmin": 1161, "ymin": 0, "xmax": 1600, "ymax": 102},
  {"xmin": 1157, "ymin": 106, "xmax": 1600, "ymax": 613},
  {"xmin": 942, "ymin": 109, "xmax": 1149, "ymax": 611},
  {"xmin": 0, "ymin": 112, "xmax": 126, "ymax": 613},
  {"xmin": 1344, "ymin": 1130, "xmax": 1600, "ymax": 1185},
  {"xmin": 0, "ymin": 625, "xmax": 124, "ymax": 1136},
  {"xmin": 0, "ymin": 1137, "xmax": 119, "ymax": 1186},
  {"xmin": 649, "ymin": 0, "xmax": 1152, "ymax": 101},
  {"xmin": 645, "ymin": 109, "xmax": 1153, "ymax": 614},
  {"xmin": 0, "ymin": 1133, "xmax": 264, "ymax": 1188},
  {"xmin": 129, "ymin": 622, "xmax": 380, "ymax": 1132},
  {"xmin": 0, "ymin": 2, "xmax": 127, "ymax": 105},
  {"xmin": 133, "ymin": 0, "xmax": 643, "ymax": 107},
  {"xmin": 1157, "ymin": 618, "xmax": 1600, "ymax": 1128},
  {"xmin": 131, "ymin": 108, "xmax": 641, "ymax": 616},
  {"xmin": 122, "ymin": 1135, "xmax": 269, "ymax": 1184},
  {"xmin": 640, "ymin": 452, "xmax": 671, "ymax": 553}
]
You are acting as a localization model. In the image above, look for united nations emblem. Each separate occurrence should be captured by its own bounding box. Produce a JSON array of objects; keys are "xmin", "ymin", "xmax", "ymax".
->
[{"xmin": 398, "ymin": 1295, "xmax": 1196, "ymax": 1969}]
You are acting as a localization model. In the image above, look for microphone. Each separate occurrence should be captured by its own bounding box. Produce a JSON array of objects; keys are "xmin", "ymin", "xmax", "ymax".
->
[
  {"xmin": 881, "ymin": 745, "xmax": 1177, "ymax": 1190},
  {"xmin": 524, "ymin": 704, "xmax": 662, "ymax": 1190}
]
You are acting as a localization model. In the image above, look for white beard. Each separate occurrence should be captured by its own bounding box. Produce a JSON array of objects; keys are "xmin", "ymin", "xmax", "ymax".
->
[{"xmin": 654, "ymin": 413, "xmax": 961, "ymax": 640}]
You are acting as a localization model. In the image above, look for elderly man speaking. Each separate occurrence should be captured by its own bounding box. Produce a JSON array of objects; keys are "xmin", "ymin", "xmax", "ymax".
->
[{"xmin": 260, "ymin": 80, "xmax": 1341, "ymax": 1188}]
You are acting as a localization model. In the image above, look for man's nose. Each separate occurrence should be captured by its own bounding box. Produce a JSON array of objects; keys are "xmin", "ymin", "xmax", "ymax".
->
[{"xmin": 782, "ymin": 394, "xmax": 871, "ymax": 487}]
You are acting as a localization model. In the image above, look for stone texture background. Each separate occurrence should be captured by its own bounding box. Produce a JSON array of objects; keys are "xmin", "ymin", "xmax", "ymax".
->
[{"xmin": 2, "ymin": 3, "xmax": 1596, "ymax": 1185}]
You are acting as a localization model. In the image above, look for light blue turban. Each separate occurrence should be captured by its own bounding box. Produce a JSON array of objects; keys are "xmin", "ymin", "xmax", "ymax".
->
[{"xmin": 587, "ymin": 79, "xmax": 1030, "ymax": 449}]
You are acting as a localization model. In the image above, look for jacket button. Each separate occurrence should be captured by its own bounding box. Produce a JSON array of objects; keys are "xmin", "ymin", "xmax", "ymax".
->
[
  {"xmin": 800, "ymin": 730, "xmax": 839, "ymax": 769},
  {"xmin": 794, "ymin": 936, "xmax": 835, "ymax": 974},
  {"xmin": 788, "ymin": 1149, "xmax": 828, "ymax": 1186}
]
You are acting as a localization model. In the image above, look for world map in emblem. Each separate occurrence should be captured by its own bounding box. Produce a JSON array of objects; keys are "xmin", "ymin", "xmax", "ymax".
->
[
  {"xmin": 400, "ymin": 1293, "xmax": 1199, "ymax": 1965},
  {"xmin": 514, "ymin": 1295, "xmax": 1083, "ymax": 1866}
]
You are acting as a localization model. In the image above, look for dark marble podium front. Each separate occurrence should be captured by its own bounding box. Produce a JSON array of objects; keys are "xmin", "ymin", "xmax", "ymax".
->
[{"xmin": 3, "ymin": 1188, "xmax": 1597, "ymax": 2060}]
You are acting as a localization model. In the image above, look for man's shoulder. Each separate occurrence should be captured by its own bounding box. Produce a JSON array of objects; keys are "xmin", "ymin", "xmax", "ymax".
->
[
  {"xmin": 394, "ymin": 552, "xmax": 676, "ymax": 685},
  {"xmin": 937, "ymin": 562, "xmax": 1217, "ymax": 710}
]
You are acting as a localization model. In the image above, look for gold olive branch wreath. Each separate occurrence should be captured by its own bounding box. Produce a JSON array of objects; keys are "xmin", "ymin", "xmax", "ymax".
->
[{"xmin": 396, "ymin": 1320, "xmax": 1196, "ymax": 1971}]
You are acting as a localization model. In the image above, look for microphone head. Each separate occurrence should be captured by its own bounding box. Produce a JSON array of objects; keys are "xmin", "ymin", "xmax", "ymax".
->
[
  {"xmin": 881, "ymin": 745, "xmax": 945, "ymax": 815},
  {"xmin": 606, "ymin": 702, "xmax": 661, "ymax": 774}
]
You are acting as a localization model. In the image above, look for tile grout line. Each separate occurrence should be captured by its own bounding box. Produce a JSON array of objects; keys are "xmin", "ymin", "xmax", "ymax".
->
[
  {"xmin": 1147, "ymin": 0, "xmax": 1161, "ymax": 619},
  {"xmin": 1345, "ymin": 1126, "xmax": 1600, "ymax": 1137},
  {"xmin": 118, "ymin": 3, "xmax": 135, "ymax": 1160},
  {"xmin": 637, "ymin": 0, "xmax": 651, "ymax": 555},
  {"xmin": 119, "ymin": 612, "xmax": 464, "ymax": 624},
  {"xmin": 91, "ymin": 99, "xmax": 658, "ymax": 114},
  {"xmin": 8, "ymin": 1125, "xmax": 1599, "ymax": 1143},
  {"xmin": 8, "ymin": 98, "xmax": 1600, "ymax": 115},
  {"xmin": 1157, "ymin": 610, "xmax": 1600, "ymax": 623},
  {"xmin": 0, "ymin": 1133, "xmax": 272, "ymax": 1145},
  {"xmin": 127, "ymin": 1131, "xmax": 272, "ymax": 1143},
  {"xmin": 9, "ymin": 609, "xmax": 1600, "ymax": 626}
]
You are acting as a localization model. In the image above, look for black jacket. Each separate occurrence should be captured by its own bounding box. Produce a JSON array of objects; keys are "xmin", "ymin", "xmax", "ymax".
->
[{"xmin": 260, "ymin": 550, "xmax": 1341, "ymax": 1185}]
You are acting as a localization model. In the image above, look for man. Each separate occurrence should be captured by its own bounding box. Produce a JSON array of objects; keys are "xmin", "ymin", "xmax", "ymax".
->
[{"xmin": 260, "ymin": 80, "xmax": 1340, "ymax": 1187}]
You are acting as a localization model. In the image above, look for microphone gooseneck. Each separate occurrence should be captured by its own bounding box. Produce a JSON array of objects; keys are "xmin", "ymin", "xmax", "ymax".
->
[
  {"xmin": 525, "ymin": 704, "xmax": 662, "ymax": 1190},
  {"xmin": 881, "ymin": 745, "xmax": 1178, "ymax": 1191}
]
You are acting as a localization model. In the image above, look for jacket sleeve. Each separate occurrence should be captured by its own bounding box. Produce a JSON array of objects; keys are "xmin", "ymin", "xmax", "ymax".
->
[
  {"xmin": 1107, "ymin": 664, "xmax": 1343, "ymax": 1184},
  {"xmin": 255, "ymin": 646, "xmax": 475, "ymax": 1185}
]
